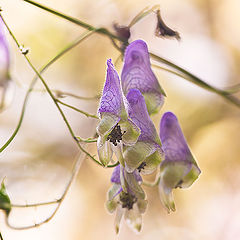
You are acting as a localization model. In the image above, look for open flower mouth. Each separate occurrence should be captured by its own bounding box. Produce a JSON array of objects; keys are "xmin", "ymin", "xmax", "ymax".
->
[{"xmin": 107, "ymin": 123, "xmax": 125, "ymax": 146}]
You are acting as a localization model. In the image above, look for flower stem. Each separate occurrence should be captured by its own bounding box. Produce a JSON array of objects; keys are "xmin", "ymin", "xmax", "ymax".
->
[
  {"xmin": 22, "ymin": 0, "xmax": 240, "ymax": 108},
  {"xmin": 0, "ymin": 15, "xmax": 101, "ymax": 164},
  {"xmin": 0, "ymin": 29, "xmax": 94, "ymax": 153},
  {"xmin": 150, "ymin": 53, "xmax": 240, "ymax": 107},
  {"xmin": 7, "ymin": 154, "xmax": 83, "ymax": 230},
  {"xmin": 56, "ymin": 99, "xmax": 98, "ymax": 119}
]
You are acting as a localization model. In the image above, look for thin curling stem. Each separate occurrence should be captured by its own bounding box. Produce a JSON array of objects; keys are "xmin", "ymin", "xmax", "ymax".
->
[
  {"xmin": 7, "ymin": 153, "xmax": 83, "ymax": 230},
  {"xmin": 150, "ymin": 53, "xmax": 240, "ymax": 107},
  {"xmin": 0, "ymin": 15, "xmax": 101, "ymax": 165},
  {"xmin": 0, "ymin": 30, "xmax": 94, "ymax": 153}
]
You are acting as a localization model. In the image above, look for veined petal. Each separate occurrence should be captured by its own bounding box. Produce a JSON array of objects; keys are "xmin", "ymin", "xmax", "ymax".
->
[
  {"xmin": 119, "ymin": 118, "xmax": 140, "ymax": 146},
  {"xmin": 96, "ymin": 113, "xmax": 120, "ymax": 137},
  {"xmin": 158, "ymin": 112, "xmax": 201, "ymax": 212},
  {"xmin": 124, "ymin": 141, "xmax": 155, "ymax": 173},
  {"xmin": 141, "ymin": 146, "xmax": 163, "ymax": 175},
  {"xmin": 98, "ymin": 59, "xmax": 125, "ymax": 118},
  {"xmin": 121, "ymin": 40, "xmax": 165, "ymax": 115},
  {"xmin": 107, "ymin": 183, "xmax": 122, "ymax": 201},
  {"xmin": 97, "ymin": 138, "xmax": 113, "ymax": 166},
  {"xmin": 127, "ymin": 88, "xmax": 161, "ymax": 144},
  {"xmin": 160, "ymin": 161, "xmax": 192, "ymax": 192},
  {"xmin": 124, "ymin": 169, "xmax": 145, "ymax": 200},
  {"xmin": 160, "ymin": 111, "xmax": 200, "ymax": 175},
  {"xmin": 160, "ymin": 112, "xmax": 193, "ymax": 162}
]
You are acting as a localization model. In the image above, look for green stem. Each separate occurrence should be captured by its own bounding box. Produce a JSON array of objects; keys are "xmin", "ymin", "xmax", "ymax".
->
[
  {"xmin": 75, "ymin": 137, "xmax": 97, "ymax": 143},
  {"xmin": 0, "ymin": 30, "xmax": 94, "ymax": 153},
  {"xmin": 53, "ymin": 90, "xmax": 100, "ymax": 100},
  {"xmin": 0, "ymin": 15, "xmax": 101, "ymax": 166},
  {"xmin": 56, "ymin": 99, "xmax": 98, "ymax": 119},
  {"xmin": 7, "ymin": 154, "xmax": 83, "ymax": 230},
  {"xmin": 150, "ymin": 53, "xmax": 240, "ymax": 107},
  {"xmin": 23, "ymin": 0, "xmax": 240, "ymax": 108}
]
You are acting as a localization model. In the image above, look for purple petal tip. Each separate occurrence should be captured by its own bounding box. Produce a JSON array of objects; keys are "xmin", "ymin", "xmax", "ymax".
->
[
  {"xmin": 107, "ymin": 58, "xmax": 113, "ymax": 67},
  {"xmin": 160, "ymin": 112, "xmax": 192, "ymax": 162}
]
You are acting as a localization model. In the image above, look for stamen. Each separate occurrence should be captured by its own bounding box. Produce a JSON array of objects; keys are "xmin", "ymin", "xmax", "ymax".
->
[
  {"xmin": 137, "ymin": 162, "xmax": 146, "ymax": 172},
  {"xmin": 107, "ymin": 124, "xmax": 124, "ymax": 146},
  {"xmin": 119, "ymin": 192, "xmax": 137, "ymax": 210}
]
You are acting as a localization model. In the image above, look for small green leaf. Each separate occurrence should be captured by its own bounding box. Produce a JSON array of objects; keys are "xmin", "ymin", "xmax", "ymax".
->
[{"xmin": 0, "ymin": 179, "xmax": 11, "ymax": 215}]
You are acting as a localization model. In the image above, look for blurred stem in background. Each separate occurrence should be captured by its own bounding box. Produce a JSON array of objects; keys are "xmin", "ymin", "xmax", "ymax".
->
[{"xmin": 23, "ymin": 0, "xmax": 240, "ymax": 107}]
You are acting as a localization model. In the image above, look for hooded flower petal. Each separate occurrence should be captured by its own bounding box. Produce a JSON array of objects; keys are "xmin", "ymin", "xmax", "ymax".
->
[
  {"xmin": 97, "ymin": 59, "xmax": 140, "ymax": 166},
  {"xmin": 124, "ymin": 89, "xmax": 163, "ymax": 174},
  {"xmin": 0, "ymin": 18, "xmax": 13, "ymax": 111},
  {"xmin": 158, "ymin": 112, "xmax": 201, "ymax": 212},
  {"xmin": 98, "ymin": 59, "xmax": 125, "ymax": 118},
  {"xmin": 121, "ymin": 40, "xmax": 165, "ymax": 115}
]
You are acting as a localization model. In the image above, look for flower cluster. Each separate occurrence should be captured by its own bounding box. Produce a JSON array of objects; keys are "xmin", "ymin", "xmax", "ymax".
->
[{"xmin": 97, "ymin": 39, "xmax": 201, "ymax": 233}]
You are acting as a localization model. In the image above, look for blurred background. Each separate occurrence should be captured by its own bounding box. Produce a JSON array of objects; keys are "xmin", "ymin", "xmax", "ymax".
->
[{"xmin": 0, "ymin": 0, "xmax": 240, "ymax": 239}]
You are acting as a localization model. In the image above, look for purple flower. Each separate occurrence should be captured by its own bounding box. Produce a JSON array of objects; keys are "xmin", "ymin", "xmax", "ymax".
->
[
  {"xmin": 124, "ymin": 89, "xmax": 163, "ymax": 174},
  {"xmin": 121, "ymin": 40, "xmax": 165, "ymax": 115},
  {"xmin": 97, "ymin": 59, "xmax": 140, "ymax": 166},
  {"xmin": 0, "ymin": 18, "xmax": 13, "ymax": 111},
  {"xmin": 106, "ymin": 165, "xmax": 147, "ymax": 233},
  {"xmin": 158, "ymin": 112, "xmax": 201, "ymax": 212}
]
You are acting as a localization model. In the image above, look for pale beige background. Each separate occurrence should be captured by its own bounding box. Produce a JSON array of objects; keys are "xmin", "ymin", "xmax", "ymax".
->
[{"xmin": 1, "ymin": 0, "xmax": 240, "ymax": 239}]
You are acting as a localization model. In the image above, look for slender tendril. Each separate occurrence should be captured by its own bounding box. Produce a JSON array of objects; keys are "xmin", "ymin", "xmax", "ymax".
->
[
  {"xmin": 1, "ymin": 15, "xmax": 102, "ymax": 165},
  {"xmin": 0, "ymin": 30, "xmax": 94, "ymax": 153},
  {"xmin": 52, "ymin": 90, "xmax": 100, "ymax": 100},
  {"xmin": 22, "ymin": 0, "xmax": 240, "ymax": 108},
  {"xmin": 75, "ymin": 137, "xmax": 97, "ymax": 143},
  {"xmin": 56, "ymin": 99, "xmax": 98, "ymax": 119},
  {"xmin": 150, "ymin": 53, "xmax": 240, "ymax": 107},
  {"xmin": 6, "ymin": 153, "xmax": 83, "ymax": 230}
]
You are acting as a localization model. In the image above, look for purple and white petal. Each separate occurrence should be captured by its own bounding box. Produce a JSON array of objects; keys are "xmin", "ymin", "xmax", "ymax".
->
[
  {"xmin": 158, "ymin": 112, "xmax": 201, "ymax": 212},
  {"xmin": 160, "ymin": 112, "xmax": 192, "ymax": 162},
  {"xmin": 127, "ymin": 88, "xmax": 160, "ymax": 143},
  {"xmin": 98, "ymin": 59, "xmax": 125, "ymax": 117},
  {"xmin": 121, "ymin": 40, "xmax": 165, "ymax": 114}
]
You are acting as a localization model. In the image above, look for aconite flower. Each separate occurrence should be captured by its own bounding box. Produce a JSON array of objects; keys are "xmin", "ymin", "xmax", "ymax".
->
[
  {"xmin": 158, "ymin": 112, "xmax": 201, "ymax": 212},
  {"xmin": 121, "ymin": 39, "xmax": 165, "ymax": 115},
  {"xmin": 124, "ymin": 88, "xmax": 163, "ymax": 174},
  {"xmin": 106, "ymin": 165, "xmax": 147, "ymax": 233},
  {"xmin": 97, "ymin": 59, "xmax": 140, "ymax": 166}
]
